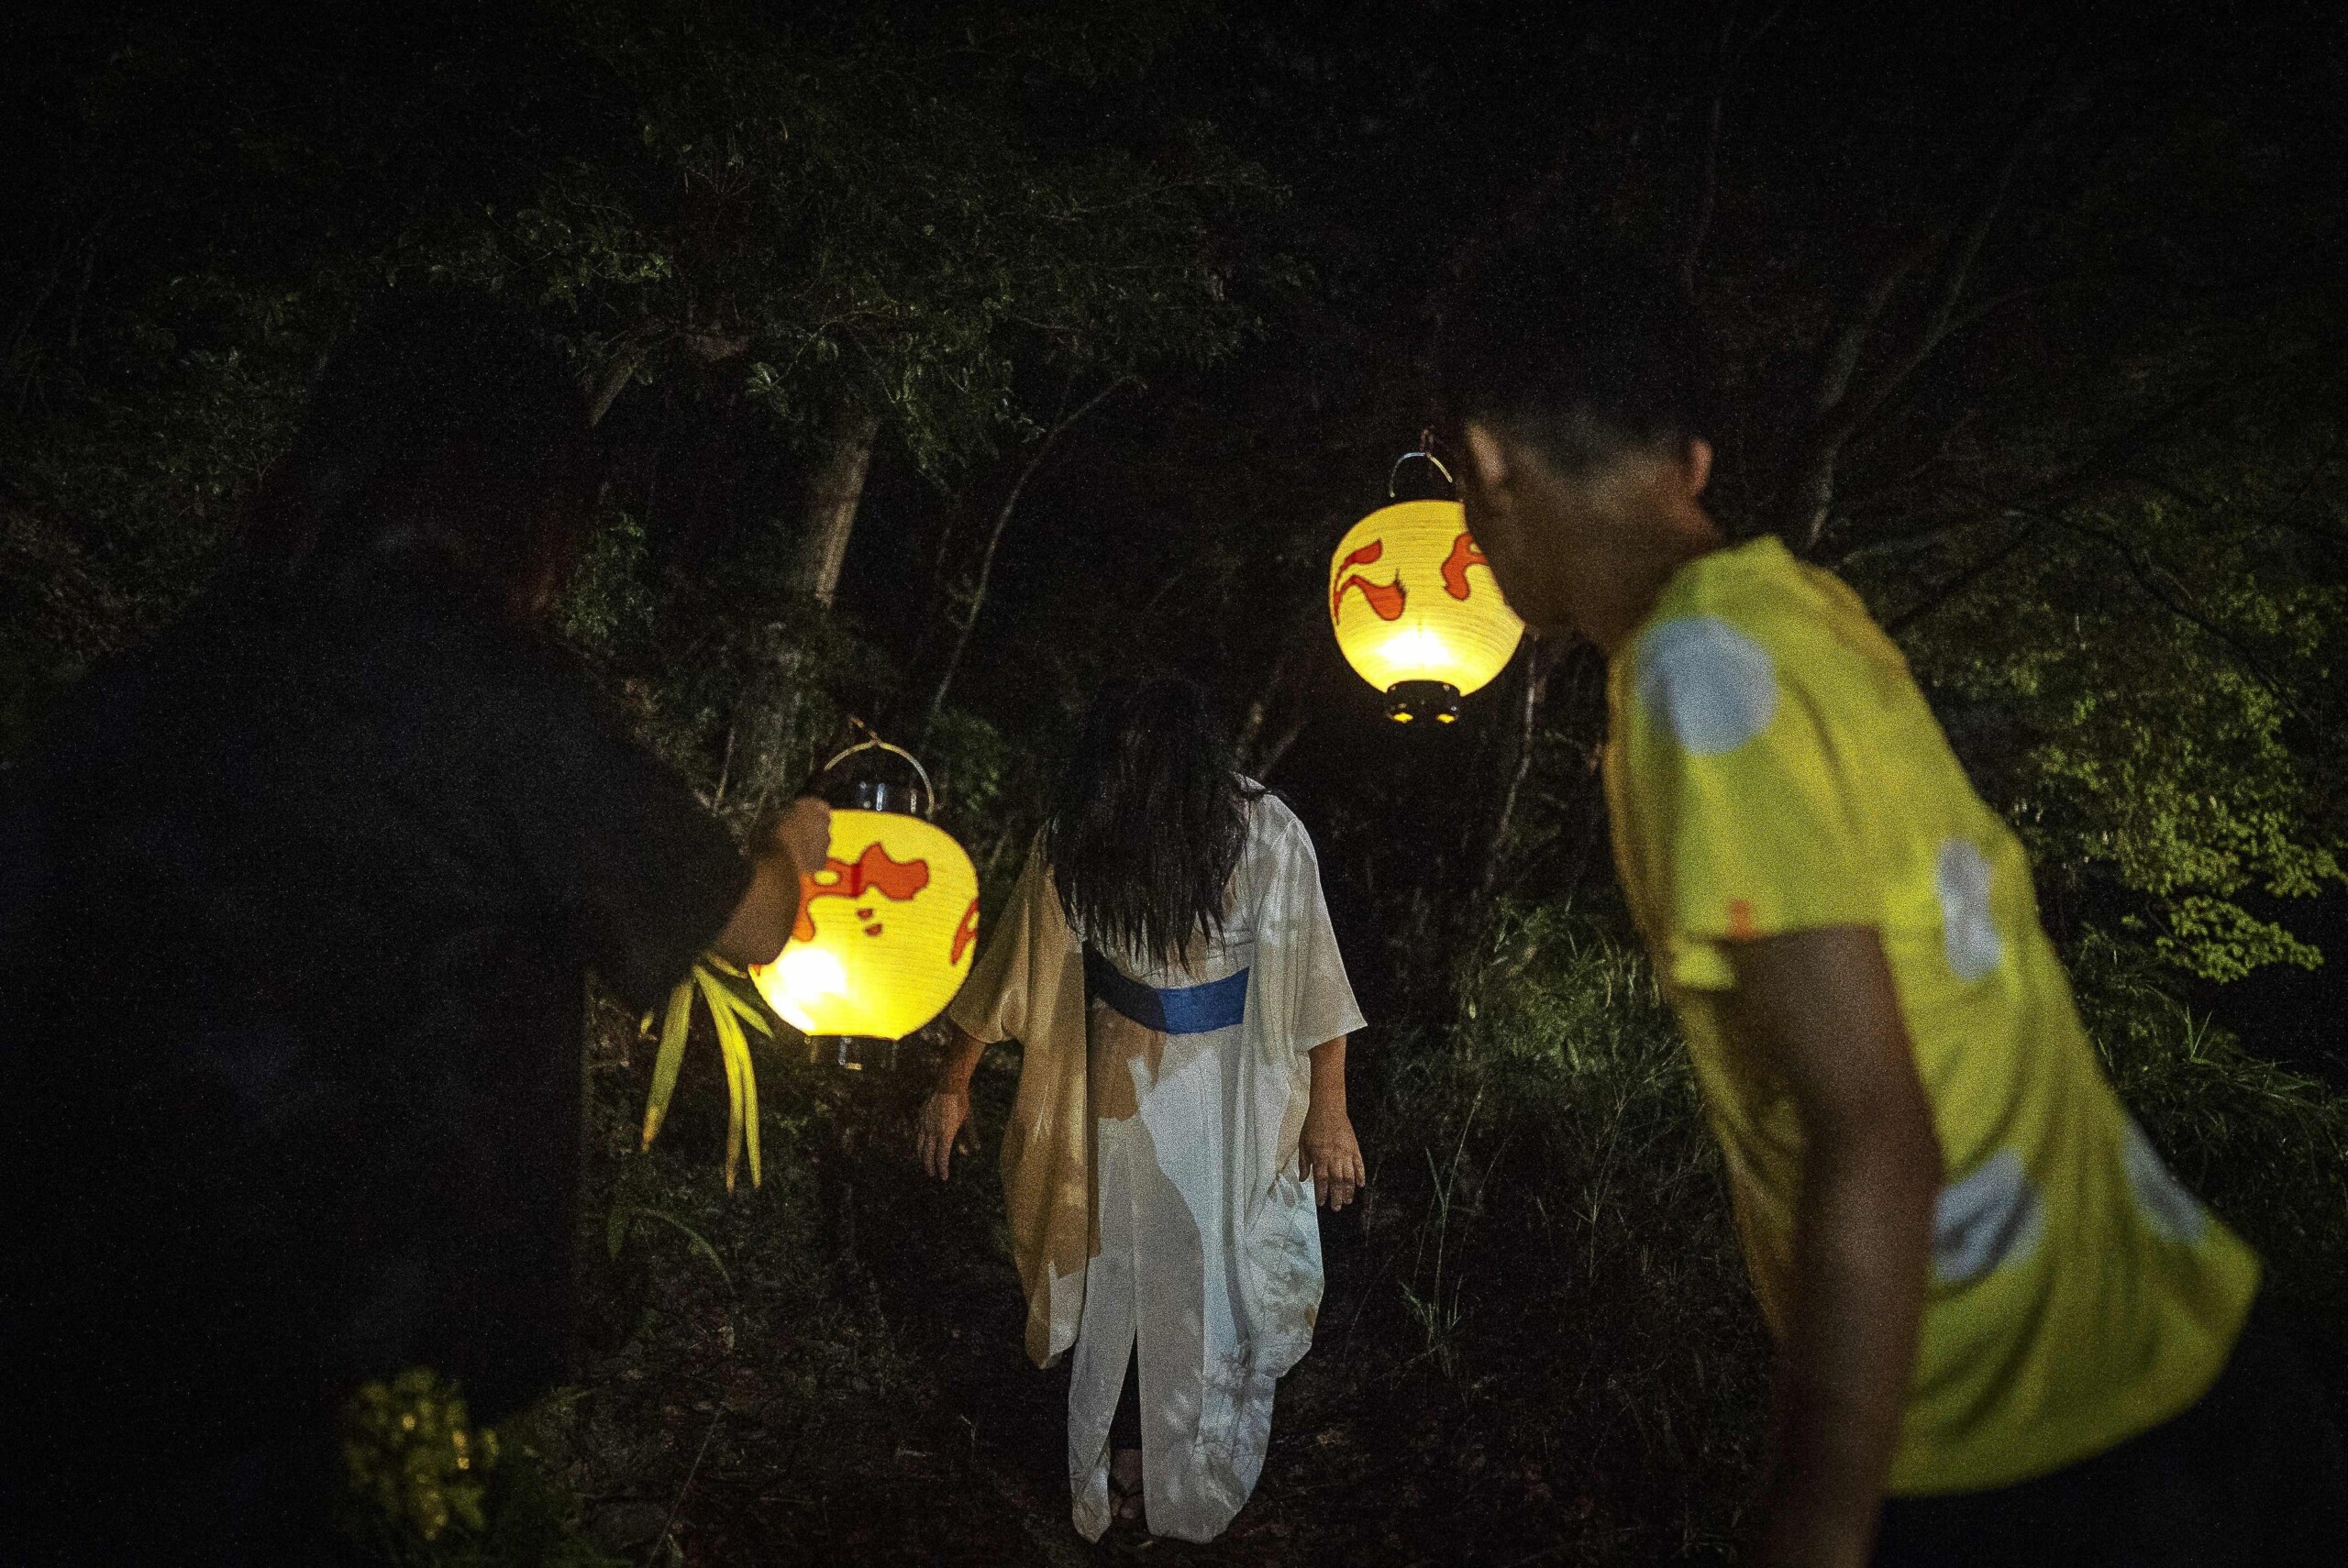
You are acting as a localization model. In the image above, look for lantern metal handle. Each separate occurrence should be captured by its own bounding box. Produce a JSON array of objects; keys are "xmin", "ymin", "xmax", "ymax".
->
[
  {"xmin": 814, "ymin": 737, "xmax": 937, "ymax": 819},
  {"xmin": 1388, "ymin": 446, "xmax": 1457, "ymax": 499}
]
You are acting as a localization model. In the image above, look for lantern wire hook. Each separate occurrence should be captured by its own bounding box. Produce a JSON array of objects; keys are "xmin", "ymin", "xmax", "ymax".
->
[
  {"xmin": 1388, "ymin": 431, "xmax": 1456, "ymax": 499},
  {"xmin": 816, "ymin": 737, "xmax": 937, "ymax": 819}
]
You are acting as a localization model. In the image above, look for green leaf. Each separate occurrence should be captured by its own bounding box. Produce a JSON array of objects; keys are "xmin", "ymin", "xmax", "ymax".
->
[
  {"xmin": 733, "ymin": 1010, "xmax": 761, "ymax": 1189},
  {"xmin": 697, "ymin": 966, "xmax": 756, "ymax": 1190},
  {"xmin": 604, "ymin": 1204, "xmax": 733, "ymax": 1294},
  {"xmin": 704, "ymin": 964, "xmax": 775, "ymax": 1038},
  {"xmin": 726, "ymin": 987, "xmax": 776, "ymax": 1039},
  {"xmin": 640, "ymin": 979, "xmax": 695, "ymax": 1152}
]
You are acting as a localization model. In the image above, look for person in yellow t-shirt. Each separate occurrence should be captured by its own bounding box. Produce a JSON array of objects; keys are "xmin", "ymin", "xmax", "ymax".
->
[{"xmin": 1434, "ymin": 242, "xmax": 2347, "ymax": 1567}]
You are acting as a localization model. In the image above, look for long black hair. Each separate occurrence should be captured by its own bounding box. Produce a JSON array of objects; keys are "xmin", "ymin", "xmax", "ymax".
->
[{"xmin": 1044, "ymin": 677, "xmax": 1257, "ymax": 967}]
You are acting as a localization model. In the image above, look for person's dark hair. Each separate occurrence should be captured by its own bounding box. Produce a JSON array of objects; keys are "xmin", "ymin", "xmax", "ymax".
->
[
  {"xmin": 1435, "ymin": 235, "xmax": 1718, "ymax": 479},
  {"xmin": 1044, "ymin": 677, "xmax": 1257, "ymax": 967},
  {"xmin": 238, "ymin": 289, "xmax": 599, "ymax": 620}
]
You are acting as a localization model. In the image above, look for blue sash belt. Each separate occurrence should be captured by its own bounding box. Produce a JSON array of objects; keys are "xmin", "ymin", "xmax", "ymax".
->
[{"xmin": 1085, "ymin": 946, "xmax": 1249, "ymax": 1035}]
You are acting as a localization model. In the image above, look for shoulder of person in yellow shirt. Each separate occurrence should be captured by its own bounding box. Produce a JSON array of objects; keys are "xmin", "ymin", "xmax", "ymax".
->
[{"xmin": 1613, "ymin": 535, "xmax": 1933, "ymax": 993}]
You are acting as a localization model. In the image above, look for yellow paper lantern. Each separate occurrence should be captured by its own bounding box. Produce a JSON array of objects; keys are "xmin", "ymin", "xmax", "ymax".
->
[
  {"xmin": 751, "ymin": 802, "xmax": 980, "ymax": 1060},
  {"xmin": 1329, "ymin": 494, "xmax": 1523, "ymax": 723}
]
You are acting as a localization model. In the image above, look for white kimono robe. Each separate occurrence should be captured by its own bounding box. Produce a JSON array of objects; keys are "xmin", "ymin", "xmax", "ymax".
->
[{"xmin": 948, "ymin": 791, "xmax": 1365, "ymax": 1543}]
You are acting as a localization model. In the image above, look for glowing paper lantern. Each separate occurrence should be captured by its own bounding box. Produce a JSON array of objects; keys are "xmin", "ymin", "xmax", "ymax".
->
[
  {"xmin": 1329, "ymin": 492, "xmax": 1523, "ymax": 723},
  {"xmin": 751, "ymin": 745, "xmax": 980, "ymax": 1068}
]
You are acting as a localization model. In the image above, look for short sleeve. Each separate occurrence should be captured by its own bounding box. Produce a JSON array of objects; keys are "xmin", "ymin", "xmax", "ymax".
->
[
  {"xmin": 1619, "ymin": 613, "xmax": 1879, "ymax": 991},
  {"xmin": 480, "ymin": 657, "xmax": 750, "ymax": 1015}
]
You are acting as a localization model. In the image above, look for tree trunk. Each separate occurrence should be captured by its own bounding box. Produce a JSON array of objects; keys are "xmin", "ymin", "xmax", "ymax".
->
[
  {"xmin": 1474, "ymin": 641, "xmax": 1562, "ymax": 906},
  {"xmin": 789, "ymin": 406, "xmax": 881, "ymax": 607}
]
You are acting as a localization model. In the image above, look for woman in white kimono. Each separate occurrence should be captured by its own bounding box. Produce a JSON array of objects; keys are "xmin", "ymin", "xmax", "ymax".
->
[{"xmin": 915, "ymin": 677, "xmax": 1367, "ymax": 1543}]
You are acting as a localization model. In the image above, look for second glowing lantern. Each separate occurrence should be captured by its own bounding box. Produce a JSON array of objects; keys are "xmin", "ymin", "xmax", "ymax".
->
[{"xmin": 1328, "ymin": 458, "xmax": 1523, "ymax": 722}]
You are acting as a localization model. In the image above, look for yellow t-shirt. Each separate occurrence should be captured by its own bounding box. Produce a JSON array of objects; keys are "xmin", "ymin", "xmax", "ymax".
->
[{"xmin": 1601, "ymin": 536, "xmax": 2260, "ymax": 1496}]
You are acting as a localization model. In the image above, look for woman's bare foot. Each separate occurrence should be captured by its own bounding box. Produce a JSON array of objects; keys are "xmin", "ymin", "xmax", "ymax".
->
[{"xmin": 1108, "ymin": 1447, "xmax": 1145, "ymax": 1526}]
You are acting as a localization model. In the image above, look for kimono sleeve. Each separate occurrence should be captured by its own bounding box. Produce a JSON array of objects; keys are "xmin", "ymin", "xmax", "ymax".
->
[
  {"xmin": 947, "ymin": 837, "xmax": 1048, "ymax": 1046},
  {"xmin": 1256, "ymin": 802, "xmax": 1367, "ymax": 1051},
  {"xmin": 1618, "ymin": 612, "xmax": 1881, "ymax": 992}
]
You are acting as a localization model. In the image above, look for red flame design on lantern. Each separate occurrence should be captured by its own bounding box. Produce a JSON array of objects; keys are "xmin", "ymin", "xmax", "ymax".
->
[
  {"xmin": 1331, "ymin": 538, "xmax": 1407, "ymax": 623},
  {"xmin": 952, "ymin": 897, "xmax": 980, "ymax": 965},
  {"xmin": 794, "ymin": 843, "xmax": 932, "ymax": 943},
  {"xmin": 1441, "ymin": 531, "xmax": 1490, "ymax": 602}
]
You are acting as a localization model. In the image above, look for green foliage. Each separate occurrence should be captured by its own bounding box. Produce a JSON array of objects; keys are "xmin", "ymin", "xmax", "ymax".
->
[
  {"xmin": 1377, "ymin": 895, "xmax": 2348, "ymax": 1555},
  {"xmin": 920, "ymin": 704, "xmax": 1055, "ymax": 898},
  {"xmin": 1893, "ymin": 474, "xmax": 2345, "ymax": 983},
  {"xmin": 551, "ymin": 508, "xmax": 657, "ymax": 654},
  {"xmin": 552, "ymin": 484, "xmax": 904, "ymax": 820},
  {"xmin": 2, "ymin": 0, "xmax": 1273, "ymax": 782},
  {"xmin": 340, "ymin": 1368, "xmax": 499, "ymax": 1545},
  {"xmin": 437, "ymin": 0, "xmax": 1274, "ymax": 480},
  {"xmin": 340, "ymin": 1369, "xmax": 621, "ymax": 1566}
]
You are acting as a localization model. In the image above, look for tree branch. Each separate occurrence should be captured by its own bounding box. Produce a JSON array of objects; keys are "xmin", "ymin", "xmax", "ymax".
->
[
  {"xmin": 1249, "ymin": 696, "xmax": 1315, "ymax": 786},
  {"xmin": 1677, "ymin": 3, "xmax": 1783, "ymax": 293},
  {"xmin": 921, "ymin": 376, "xmax": 1129, "ymax": 734},
  {"xmin": 1775, "ymin": 75, "xmax": 2065, "ymax": 551},
  {"xmin": 1677, "ymin": 10, "xmax": 1738, "ymax": 294},
  {"xmin": 1875, "ymin": 369, "xmax": 2280, "ymax": 633},
  {"xmin": 585, "ymin": 319, "xmax": 670, "ymax": 427},
  {"xmin": 1771, "ymin": 237, "xmax": 1933, "ymax": 547},
  {"xmin": 1880, "ymin": 517, "xmax": 2039, "ymax": 636}
]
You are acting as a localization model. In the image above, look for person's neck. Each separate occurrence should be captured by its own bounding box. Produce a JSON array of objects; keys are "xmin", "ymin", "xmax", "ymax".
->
[{"xmin": 1569, "ymin": 498, "xmax": 1726, "ymax": 657}]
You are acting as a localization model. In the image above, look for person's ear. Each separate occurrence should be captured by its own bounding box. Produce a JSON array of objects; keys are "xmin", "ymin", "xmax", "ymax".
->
[
  {"xmin": 1684, "ymin": 437, "xmax": 1714, "ymax": 501},
  {"xmin": 1463, "ymin": 422, "xmax": 1514, "ymax": 499}
]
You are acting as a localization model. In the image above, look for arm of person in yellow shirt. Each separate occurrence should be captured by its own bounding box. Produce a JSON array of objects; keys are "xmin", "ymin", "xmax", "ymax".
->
[{"xmin": 1729, "ymin": 924, "xmax": 1943, "ymax": 1568}]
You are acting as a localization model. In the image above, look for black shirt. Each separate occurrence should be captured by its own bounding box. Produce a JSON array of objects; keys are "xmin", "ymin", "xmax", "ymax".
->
[{"xmin": 2, "ymin": 562, "xmax": 748, "ymax": 1476}]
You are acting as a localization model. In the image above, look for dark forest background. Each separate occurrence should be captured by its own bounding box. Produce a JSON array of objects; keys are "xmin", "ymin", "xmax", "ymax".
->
[{"xmin": 6, "ymin": 2, "xmax": 2346, "ymax": 1562}]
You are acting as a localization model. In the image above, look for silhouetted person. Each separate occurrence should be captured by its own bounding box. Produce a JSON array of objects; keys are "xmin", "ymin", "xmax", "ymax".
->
[
  {"xmin": 0, "ymin": 293, "xmax": 825, "ymax": 1563},
  {"xmin": 1436, "ymin": 241, "xmax": 2348, "ymax": 1567}
]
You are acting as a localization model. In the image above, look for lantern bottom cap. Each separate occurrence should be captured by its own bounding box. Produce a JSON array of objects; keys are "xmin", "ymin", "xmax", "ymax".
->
[
  {"xmin": 815, "ymin": 1034, "xmax": 903, "ymax": 1073},
  {"xmin": 1385, "ymin": 679, "xmax": 1463, "ymax": 724}
]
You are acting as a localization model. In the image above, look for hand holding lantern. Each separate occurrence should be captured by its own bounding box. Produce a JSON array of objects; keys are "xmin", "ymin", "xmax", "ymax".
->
[
  {"xmin": 635, "ymin": 740, "xmax": 979, "ymax": 1188},
  {"xmin": 752, "ymin": 740, "xmax": 980, "ymax": 1071}
]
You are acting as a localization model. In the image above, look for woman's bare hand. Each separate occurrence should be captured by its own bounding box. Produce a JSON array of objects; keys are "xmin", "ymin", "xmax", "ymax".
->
[
  {"xmin": 917, "ymin": 1088, "xmax": 978, "ymax": 1181},
  {"xmin": 1299, "ymin": 1102, "xmax": 1367, "ymax": 1210}
]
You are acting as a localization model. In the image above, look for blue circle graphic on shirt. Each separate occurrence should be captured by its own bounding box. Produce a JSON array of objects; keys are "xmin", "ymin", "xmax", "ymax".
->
[
  {"xmin": 1935, "ymin": 838, "xmax": 2005, "ymax": 981},
  {"xmin": 1634, "ymin": 615, "xmax": 1779, "ymax": 756}
]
